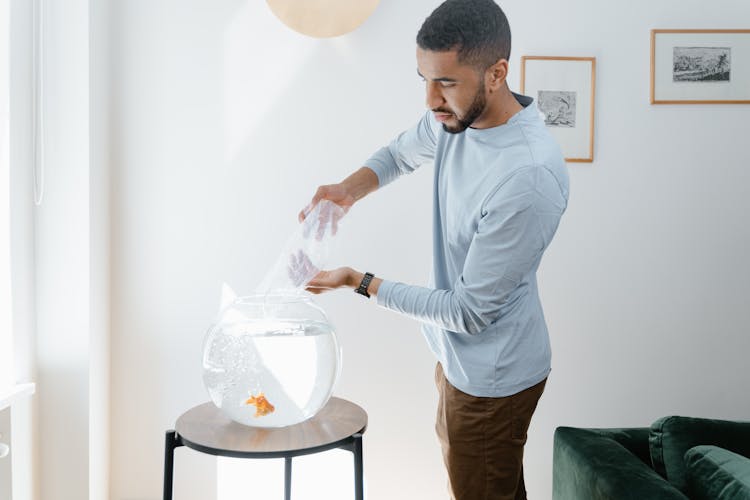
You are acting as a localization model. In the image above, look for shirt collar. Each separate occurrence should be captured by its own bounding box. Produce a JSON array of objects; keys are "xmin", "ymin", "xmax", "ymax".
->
[{"xmin": 464, "ymin": 92, "xmax": 538, "ymax": 141}]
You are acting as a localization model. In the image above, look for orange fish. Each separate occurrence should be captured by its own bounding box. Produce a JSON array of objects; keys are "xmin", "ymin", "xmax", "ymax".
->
[{"xmin": 245, "ymin": 392, "xmax": 275, "ymax": 417}]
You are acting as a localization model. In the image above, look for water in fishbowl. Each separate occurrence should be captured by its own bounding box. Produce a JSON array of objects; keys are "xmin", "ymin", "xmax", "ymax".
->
[{"xmin": 202, "ymin": 318, "xmax": 340, "ymax": 427}]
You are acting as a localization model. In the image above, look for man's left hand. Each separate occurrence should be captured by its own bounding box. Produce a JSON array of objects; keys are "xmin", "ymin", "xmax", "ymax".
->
[{"xmin": 306, "ymin": 267, "xmax": 357, "ymax": 294}]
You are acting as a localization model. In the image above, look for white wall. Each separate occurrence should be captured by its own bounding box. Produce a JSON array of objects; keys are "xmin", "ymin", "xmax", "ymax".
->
[
  {"xmin": 109, "ymin": 1, "xmax": 750, "ymax": 499},
  {"xmin": 508, "ymin": 2, "xmax": 750, "ymax": 495},
  {"xmin": 34, "ymin": 0, "xmax": 91, "ymax": 497},
  {"xmin": 90, "ymin": 0, "xmax": 111, "ymax": 497},
  {"xmin": 1, "ymin": 0, "xmax": 12, "ymax": 397},
  {"xmin": 9, "ymin": 0, "xmax": 39, "ymax": 497},
  {"xmin": 32, "ymin": 0, "xmax": 111, "ymax": 499}
]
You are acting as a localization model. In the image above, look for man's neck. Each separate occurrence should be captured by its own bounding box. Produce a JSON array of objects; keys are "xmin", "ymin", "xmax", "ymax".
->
[{"xmin": 472, "ymin": 88, "xmax": 524, "ymax": 129}]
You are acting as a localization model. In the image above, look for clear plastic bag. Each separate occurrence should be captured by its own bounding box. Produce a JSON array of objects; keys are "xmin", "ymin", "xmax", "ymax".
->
[{"xmin": 255, "ymin": 199, "xmax": 346, "ymax": 295}]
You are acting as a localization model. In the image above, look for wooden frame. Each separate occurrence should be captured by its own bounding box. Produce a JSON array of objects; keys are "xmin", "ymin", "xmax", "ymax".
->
[
  {"xmin": 651, "ymin": 29, "xmax": 750, "ymax": 104},
  {"xmin": 520, "ymin": 56, "xmax": 596, "ymax": 163}
]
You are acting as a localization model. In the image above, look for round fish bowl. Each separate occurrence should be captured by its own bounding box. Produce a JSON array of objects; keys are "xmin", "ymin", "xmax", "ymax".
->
[{"xmin": 202, "ymin": 294, "xmax": 341, "ymax": 428}]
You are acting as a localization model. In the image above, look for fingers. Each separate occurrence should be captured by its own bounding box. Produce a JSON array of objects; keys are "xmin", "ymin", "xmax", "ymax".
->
[
  {"xmin": 287, "ymin": 250, "xmax": 321, "ymax": 287},
  {"xmin": 304, "ymin": 267, "xmax": 352, "ymax": 294},
  {"xmin": 315, "ymin": 212, "xmax": 328, "ymax": 241},
  {"xmin": 299, "ymin": 185, "xmax": 330, "ymax": 222},
  {"xmin": 305, "ymin": 284, "xmax": 337, "ymax": 294},
  {"xmin": 312, "ymin": 185, "xmax": 328, "ymax": 206},
  {"xmin": 305, "ymin": 269, "xmax": 328, "ymax": 286},
  {"xmin": 305, "ymin": 282, "xmax": 325, "ymax": 294},
  {"xmin": 298, "ymin": 202, "xmax": 313, "ymax": 224},
  {"xmin": 298, "ymin": 200, "xmax": 316, "ymax": 223},
  {"xmin": 305, "ymin": 269, "xmax": 337, "ymax": 294},
  {"xmin": 302, "ymin": 200, "xmax": 340, "ymax": 241}
]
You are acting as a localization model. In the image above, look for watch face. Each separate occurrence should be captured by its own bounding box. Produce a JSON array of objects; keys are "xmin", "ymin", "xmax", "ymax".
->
[{"xmin": 355, "ymin": 274, "xmax": 373, "ymax": 298}]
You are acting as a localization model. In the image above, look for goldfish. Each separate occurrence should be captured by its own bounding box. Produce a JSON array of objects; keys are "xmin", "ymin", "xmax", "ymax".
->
[{"xmin": 245, "ymin": 392, "xmax": 275, "ymax": 417}]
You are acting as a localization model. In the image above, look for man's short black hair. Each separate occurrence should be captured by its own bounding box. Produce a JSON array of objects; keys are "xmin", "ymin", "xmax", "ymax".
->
[{"xmin": 417, "ymin": 0, "xmax": 511, "ymax": 70}]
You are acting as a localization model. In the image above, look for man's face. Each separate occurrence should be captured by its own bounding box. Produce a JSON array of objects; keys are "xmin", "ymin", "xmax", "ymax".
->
[{"xmin": 416, "ymin": 48, "xmax": 488, "ymax": 134}]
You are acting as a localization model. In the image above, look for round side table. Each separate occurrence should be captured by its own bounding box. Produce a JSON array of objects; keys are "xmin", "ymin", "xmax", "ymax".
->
[{"xmin": 163, "ymin": 397, "xmax": 367, "ymax": 500}]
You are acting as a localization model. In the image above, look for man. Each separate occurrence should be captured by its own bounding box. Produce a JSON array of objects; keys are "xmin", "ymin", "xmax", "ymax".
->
[{"xmin": 299, "ymin": 0, "xmax": 569, "ymax": 498}]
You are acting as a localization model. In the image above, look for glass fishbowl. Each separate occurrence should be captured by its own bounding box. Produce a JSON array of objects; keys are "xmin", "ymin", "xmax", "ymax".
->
[{"xmin": 202, "ymin": 294, "xmax": 341, "ymax": 428}]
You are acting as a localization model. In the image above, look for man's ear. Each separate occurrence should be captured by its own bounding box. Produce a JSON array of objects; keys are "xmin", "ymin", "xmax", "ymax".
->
[{"xmin": 487, "ymin": 59, "xmax": 509, "ymax": 92}]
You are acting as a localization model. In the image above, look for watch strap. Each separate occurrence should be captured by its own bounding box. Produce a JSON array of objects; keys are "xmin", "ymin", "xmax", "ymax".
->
[{"xmin": 354, "ymin": 272, "xmax": 374, "ymax": 298}]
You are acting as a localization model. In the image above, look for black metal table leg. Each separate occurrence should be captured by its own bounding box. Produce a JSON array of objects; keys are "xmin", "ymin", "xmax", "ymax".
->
[
  {"xmin": 163, "ymin": 430, "xmax": 182, "ymax": 500},
  {"xmin": 353, "ymin": 433, "xmax": 363, "ymax": 500},
  {"xmin": 284, "ymin": 457, "xmax": 293, "ymax": 500}
]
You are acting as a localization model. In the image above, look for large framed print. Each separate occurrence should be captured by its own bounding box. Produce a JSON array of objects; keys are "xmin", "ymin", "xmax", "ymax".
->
[
  {"xmin": 651, "ymin": 29, "xmax": 750, "ymax": 104},
  {"xmin": 520, "ymin": 56, "xmax": 596, "ymax": 163}
]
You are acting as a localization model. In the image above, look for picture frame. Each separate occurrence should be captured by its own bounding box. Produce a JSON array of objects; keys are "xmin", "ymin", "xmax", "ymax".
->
[
  {"xmin": 651, "ymin": 29, "xmax": 750, "ymax": 104},
  {"xmin": 520, "ymin": 56, "xmax": 596, "ymax": 163}
]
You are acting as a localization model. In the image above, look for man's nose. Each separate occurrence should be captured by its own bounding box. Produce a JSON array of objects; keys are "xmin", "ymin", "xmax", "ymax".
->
[{"xmin": 425, "ymin": 82, "xmax": 444, "ymax": 110}]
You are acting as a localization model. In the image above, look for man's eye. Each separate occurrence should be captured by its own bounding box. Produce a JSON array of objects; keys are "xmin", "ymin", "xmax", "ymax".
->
[{"xmin": 440, "ymin": 82, "xmax": 456, "ymax": 88}]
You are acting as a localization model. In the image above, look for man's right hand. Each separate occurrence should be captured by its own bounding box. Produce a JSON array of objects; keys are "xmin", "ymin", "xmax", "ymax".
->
[
  {"xmin": 298, "ymin": 167, "xmax": 379, "ymax": 223},
  {"xmin": 298, "ymin": 183, "xmax": 356, "ymax": 223}
]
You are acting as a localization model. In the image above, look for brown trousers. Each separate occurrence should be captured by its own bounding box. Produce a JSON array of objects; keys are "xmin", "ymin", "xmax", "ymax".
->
[{"xmin": 435, "ymin": 363, "xmax": 547, "ymax": 500}]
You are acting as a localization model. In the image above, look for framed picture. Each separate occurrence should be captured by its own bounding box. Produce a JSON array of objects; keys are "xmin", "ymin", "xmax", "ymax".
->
[
  {"xmin": 651, "ymin": 29, "xmax": 750, "ymax": 104},
  {"xmin": 520, "ymin": 56, "xmax": 596, "ymax": 163}
]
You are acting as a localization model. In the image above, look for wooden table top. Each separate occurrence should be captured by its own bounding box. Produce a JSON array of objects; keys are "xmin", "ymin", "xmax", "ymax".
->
[{"xmin": 175, "ymin": 397, "xmax": 367, "ymax": 458}]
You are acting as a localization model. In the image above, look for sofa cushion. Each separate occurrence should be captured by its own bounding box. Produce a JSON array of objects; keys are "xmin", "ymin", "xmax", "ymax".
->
[
  {"xmin": 649, "ymin": 416, "xmax": 750, "ymax": 492},
  {"xmin": 684, "ymin": 445, "xmax": 750, "ymax": 500}
]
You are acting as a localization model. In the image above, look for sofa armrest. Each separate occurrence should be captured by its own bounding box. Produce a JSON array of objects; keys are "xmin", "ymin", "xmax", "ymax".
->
[{"xmin": 553, "ymin": 427, "xmax": 688, "ymax": 500}]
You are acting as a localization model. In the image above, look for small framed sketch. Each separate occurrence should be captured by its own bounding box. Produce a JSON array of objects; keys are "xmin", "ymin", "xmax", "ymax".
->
[
  {"xmin": 520, "ymin": 56, "xmax": 596, "ymax": 163},
  {"xmin": 651, "ymin": 29, "xmax": 750, "ymax": 104}
]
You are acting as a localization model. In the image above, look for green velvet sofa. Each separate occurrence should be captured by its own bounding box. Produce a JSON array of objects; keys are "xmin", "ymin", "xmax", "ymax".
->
[{"xmin": 553, "ymin": 416, "xmax": 750, "ymax": 499}]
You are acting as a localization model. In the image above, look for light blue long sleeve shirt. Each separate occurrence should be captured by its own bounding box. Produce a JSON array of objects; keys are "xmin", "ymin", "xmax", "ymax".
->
[{"xmin": 366, "ymin": 94, "xmax": 569, "ymax": 397}]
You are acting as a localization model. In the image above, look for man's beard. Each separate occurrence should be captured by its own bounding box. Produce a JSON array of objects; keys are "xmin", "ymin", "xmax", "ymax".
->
[{"xmin": 439, "ymin": 82, "xmax": 487, "ymax": 134}]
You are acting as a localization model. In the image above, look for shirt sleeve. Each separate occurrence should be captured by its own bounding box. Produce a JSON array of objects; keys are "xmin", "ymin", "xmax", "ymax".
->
[
  {"xmin": 376, "ymin": 165, "xmax": 567, "ymax": 335},
  {"xmin": 365, "ymin": 110, "xmax": 439, "ymax": 187}
]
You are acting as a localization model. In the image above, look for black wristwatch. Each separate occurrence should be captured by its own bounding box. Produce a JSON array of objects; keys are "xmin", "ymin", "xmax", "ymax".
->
[{"xmin": 354, "ymin": 272, "xmax": 375, "ymax": 298}]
